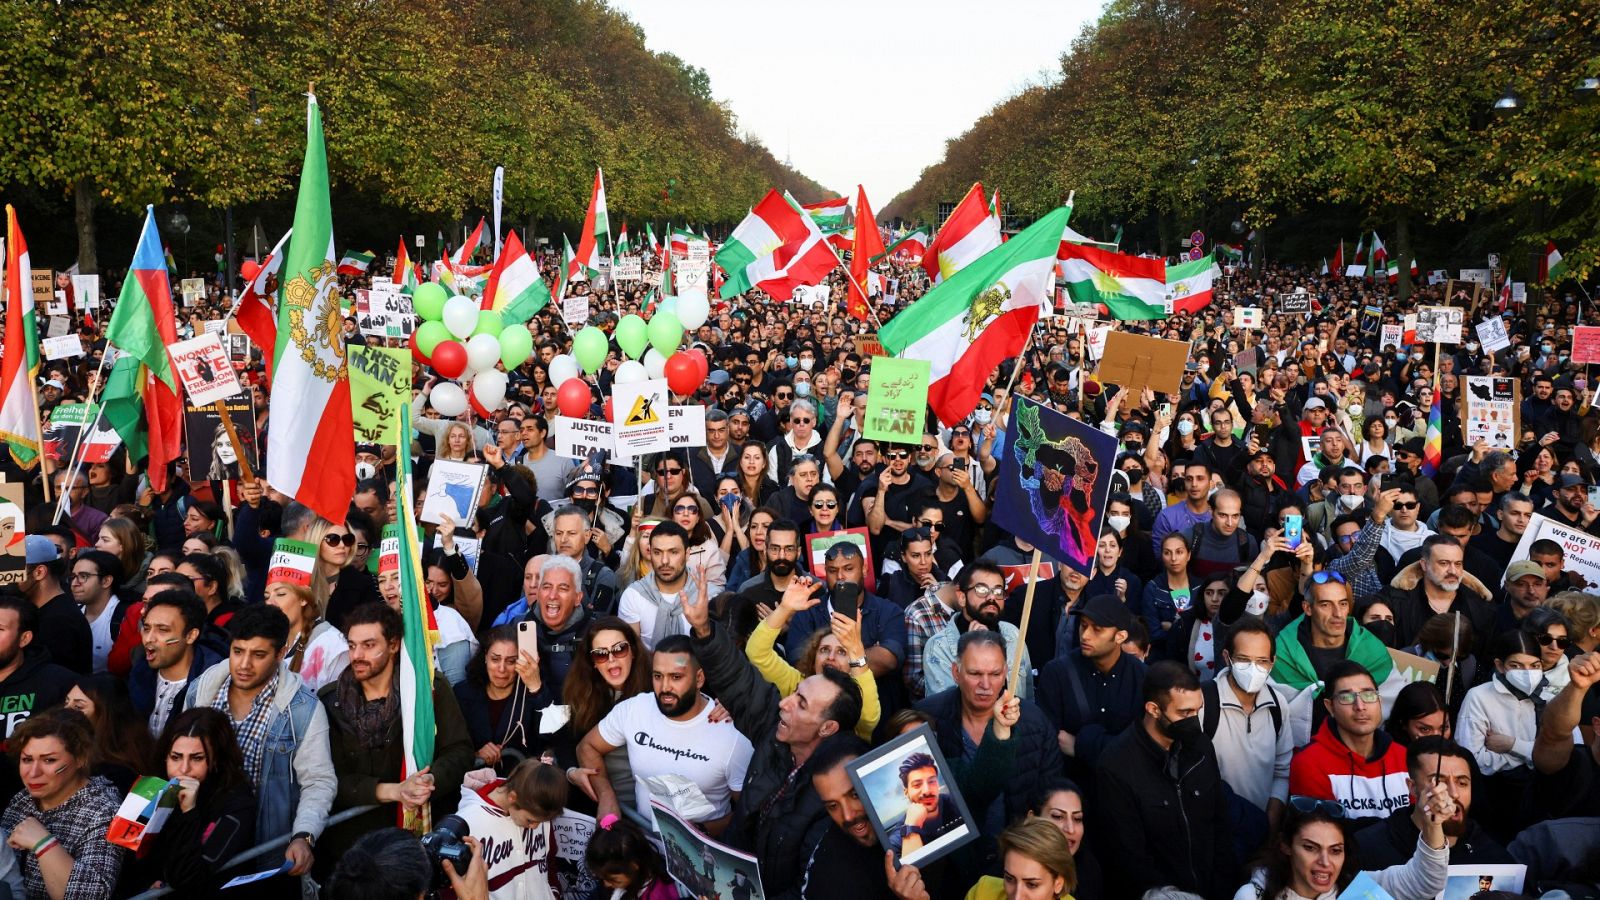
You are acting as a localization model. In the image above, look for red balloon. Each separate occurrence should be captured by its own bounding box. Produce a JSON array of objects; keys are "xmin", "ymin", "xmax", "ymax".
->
[
  {"xmin": 408, "ymin": 331, "xmax": 430, "ymax": 365},
  {"xmin": 469, "ymin": 393, "xmax": 493, "ymax": 419},
  {"xmin": 603, "ymin": 397, "xmax": 615, "ymax": 423},
  {"xmin": 557, "ymin": 378, "xmax": 592, "ymax": 418},
  {"xmin": 240, "ymin": 259, "xmax": 261, "ymax": 282},
  {"xmin": 665, "ymin": 352, "xmax": 702, "ymax": 396},
  {"xmin": 687, "ymin": 348, "xmax": 710, "ymax": 382},
  {"xmin": 432, "ymin": 340, "xmax": 468, "ymax": 379}
]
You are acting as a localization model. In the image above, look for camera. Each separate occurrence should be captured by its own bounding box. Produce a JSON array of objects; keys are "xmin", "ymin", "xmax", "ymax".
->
[{"xmin": 419, "ymin": 814, "xmax": 472, "ymax": 887}]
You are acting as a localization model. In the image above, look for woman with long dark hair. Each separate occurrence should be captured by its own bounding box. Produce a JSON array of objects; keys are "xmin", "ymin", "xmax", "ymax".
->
[
  {"xmin": 454, "ymin": 625, "xmax": 547, "ymax": 772},
  {"xmin": 1233, "ymin": 794, "xmax": 1453, "ymax": 899},
  {"xmin": 62, "ymin": 674, "xmax": 153, "ymax": 793},
  {"xmin": 0, "ymin": 709, "xmax": 123, "ymax": 900},
  {"xmin": 556, "ymin": 617, "xmax": 650, "ymax": 810},
  {"xmin": 1382, "ymin": 682, "xmax": 1450, "ymax": 747},
  {"xmin": 1024, "ymin": 778, "xmax": 1102, "ymax": 899}
]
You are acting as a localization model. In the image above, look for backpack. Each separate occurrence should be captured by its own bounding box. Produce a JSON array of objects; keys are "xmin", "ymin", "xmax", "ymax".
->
[
  {"xmin": 1201, "ymin": 678, "xmax": 1283, "ymax": 740},
  {"xmin": 1186, "ymin": 520, "xmax": 1252, "ymax": 566}
]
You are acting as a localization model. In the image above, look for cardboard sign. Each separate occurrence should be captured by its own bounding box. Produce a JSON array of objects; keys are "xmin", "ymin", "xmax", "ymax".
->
[
  {"xmin": 614, "ymin": 257, "xmax": 642, "ymax": 281},
  {"xmin": 863, "ymin": 357, "xmax": 931, "ymax": 443},
  {"xmin": 30, "ymin": 269, "xmax": 53, "ymax": 307},
  {"xmin": 168, "ymin": 333, "xmax": 242, "ymax": 405},
  {"xmin": 1475, "ymin": 317, "xmax": 1510, "ymax": 353},
  {"xmin": 1387, "ymin": 648, "xmax": 1441, "ymax": 685},
  {"xmin": 1380, "ymin": 324, "xmax": 1403, "ymax": 352},
  {"xmin": 562, "ymin": 296, "xmax": 590, "ymax": 327},
  {"xmin": 553, "ymin": 416, "xmax": 613, "ymax": 459},
  {"xmin": 612, "ymin": 378, "xmax": 672, "ymax": 456},
  {"xmin": 1233, "ymin": 307, "xmax": 1263, "ymax": 329},
  {"xmin": 1461, "ymin": 376, "xmax": 1518, "ymax": 451},
  {"xmin": 1097, "ymin": 332, "xmax": 1190, "ymax": 398},
  {"xmin": 1572, "ymin": 326, "xmax": 1600, "ymax": 365},
  {"xmin": 0, "ymin": 482, "xmax": 24, "ymax": 586},
  {"xmin": 1415, "ymin": 306, "xmax": 1463, "ymax": 344},
  {"xmin": 420, "ymin": 460, "xmax": 490, "ymax": 525},
  {"xmin": 853, "ymin": 333, "xmax": 885, "ymax": 357},
  {"xmin": 184, "ymin": 398, "xmax": 259, "ymax": 480},
  {"xmin": 1507, "ymin": 513, "xmax": 1600, "ymax": 589},
  {"xmin": 42, "ymin": 334, "xmax": 83, "ymax": 360},
  {"xmin": 348, "ymin": 346, "xmax": 410, "ymax": 448},
  {"xmin": 1276, "ymin": 291, "xmax": 1312, "ymax": 315}
]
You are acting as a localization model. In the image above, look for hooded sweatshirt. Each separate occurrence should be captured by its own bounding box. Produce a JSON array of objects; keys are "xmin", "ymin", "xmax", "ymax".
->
[{"xmin": 1288, "ymin": 719, "xmax": 1410, "ymax": 822}]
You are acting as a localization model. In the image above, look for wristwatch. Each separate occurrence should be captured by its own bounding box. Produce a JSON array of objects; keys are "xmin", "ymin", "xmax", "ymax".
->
[
  {"xmin": 848, "ymin": 656, "xmax": 868, "ymax": 670},
  {"xmin": 291, "ymin": 831, "xmax": 315, "ymax": 848}
]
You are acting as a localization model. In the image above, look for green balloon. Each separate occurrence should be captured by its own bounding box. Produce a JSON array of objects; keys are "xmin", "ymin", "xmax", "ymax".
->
[
  {"xmin": 615, "ymin": 314, "xmax": 648, "ymax": 360},
  {"xmin": 499, "ymin": 324, "xmax": 533, "ymax": 370},
  {"xmin": 648, "ymin": 311, "xmax": 684, "ymax": 356},
  {"xmin": 474, "ymin": 310, "xmax": 504, "ymax": 337},
  {"xmin": 416, "ymin": 320, "xmax": 451, "ymax": 356},
  {"xmin": 412, "ymin": 283, "xmax": 449, "ymax": 321},
  {"xmin": 573, "ymin": 327, "xmax": 609, "ymax": 375}
]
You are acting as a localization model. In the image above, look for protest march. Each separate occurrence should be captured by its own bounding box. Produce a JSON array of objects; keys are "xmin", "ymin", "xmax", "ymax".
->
[{"xmin": 0, "ymin": 3, "xmax": 1598, "ymax": 900}]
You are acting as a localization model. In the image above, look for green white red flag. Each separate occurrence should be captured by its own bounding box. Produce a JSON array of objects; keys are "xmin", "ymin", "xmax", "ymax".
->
[
  {"xmin": 396, "ymin": 401, "xmax": 441, "ymax": 833},
  {"xmin": 483, "ymin": 230, "xmax": 551, "ymax": 325},
  {"xmin": 802, "ymin": 197, "xmax": 848, "ymax": 231},
  {"xmin": 0, "ymin": 207, "xmax": 41, "ymax": 467},
  {"xmin": 336, "ymin": 249, "xmax": 374, "ymax": 276},
  {"xmin": 714, "ymin": 190, "xmax": 836, "ymax": 301},
  {"xmin": 1541, "ymin": 242, "xmax": 1569, "ymax": 282},
  {"xmin": 569, "ymin": 169, "xmax": 609, "ymax": 282},
  {"xmin": 1056, "ymin": 242, "xmax": 1168, "ymax": 320}
]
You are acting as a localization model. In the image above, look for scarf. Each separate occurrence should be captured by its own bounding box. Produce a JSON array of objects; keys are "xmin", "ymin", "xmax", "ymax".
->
[
  {"xmin": 633, "ymin": 572, "xmax": 697, "ymax": 645},
  {"xmin": 336, "ymin": 666, "xmax": 400, "ymax": 750},
  {"xmin": 213, "ymin": 673, "xmax": 280, "ymax": 787},
  {"xmin": 1378, "ymin": 522, "xmax": 1431, "ymax": 563}
]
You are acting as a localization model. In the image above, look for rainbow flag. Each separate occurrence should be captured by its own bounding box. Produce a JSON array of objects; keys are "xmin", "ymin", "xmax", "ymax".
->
[
  {"xmin": 395, "ymin": 402, "xmax": 440, "ymax": 833},
  {"xmin": 1422, "ymin": 378, "xmax": 1442, "ymax": 477}
]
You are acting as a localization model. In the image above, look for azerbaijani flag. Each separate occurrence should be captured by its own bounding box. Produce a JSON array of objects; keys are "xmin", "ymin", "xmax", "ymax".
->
[
  {"xmin": 396, "ymin": 403, "xmax": 442, "ymax": 832},
  {"xmin": 569, "ymin": 169, "xmax": 609, "ymax": 282},
  {"xmin": 102, "ymin": 207, "xmax": 183, "ymax": 490},
  {"xmin": 1166, "ymin": 254, "xmax": 1220, "ymax": 315},
  {"xmin": 1056, "ymin": 242, "xmax": 1168, "ymax": 320},
  {"xmin": 483, "ymin": 230, "xmax": 551, "ymax": 325},
  {"xmin": 228, "ymin": 228, "xmax": 290, "ymax": 382},
  {"xmin": 267, "ymin": 91, "xmax": 355, "ymax": 525},
  {"xmin": 923, "ymin": 183, "xmax": 1001, "ymax": 283},
  {"xmin": 882, "ymin": 205, "xmax": 1072, "ymax": 426},
  {"xmin": 0, "ymin": 207, "xmax": 42, "ymax": 466},
  {"xmin": 1423, "ymin": 375, "xmax": 1442, "ymax": 477},
  {"xmin": 1541, "ymin": 241, "xmax": 1569, "ymax": 283},
  {"xmin": 802, "ymin": 197, "xmax": 848, "ymax": 231},
  {"xmin": 336, "ymin": 249, "xmax": 374, "ymax": 276}
]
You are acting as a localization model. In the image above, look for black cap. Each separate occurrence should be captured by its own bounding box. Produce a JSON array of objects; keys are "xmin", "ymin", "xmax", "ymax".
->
[
  {"xmin": 1396, "ymin": 437, "xmax": 1424, "ymax": 456},
  {"xmin": 1556, "ymin": 473, "xmax": 1589, "ymax": 489},
  {"xmin": 1080, "ymin": 593, "xmax": 1134, "ymax": 633}
]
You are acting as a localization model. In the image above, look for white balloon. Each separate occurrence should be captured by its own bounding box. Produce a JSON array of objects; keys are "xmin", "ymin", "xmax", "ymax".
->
[
  {"xmin": 430, "ymin": 382, "xmax": 468, "ymax": 417},
  {"xmin": 615, "ymin": 360, "xmax": 648, "ymax": 384},
  {"xmin": 677, "ymin": 294, "xmax": 710, "ymax": 330},
  {"xmin": 442, "ymin": 295, "xmax": 480, "ymax": 339},
  {"xmin": 472, "ymin": 371, "xmax": 508, "ymax": 412},
  {"xmin": 548, "ymin": 353, "xmax": 580, "ymax": 385},
  {"xmin": 643, "ymin": 349, "xmax": 668, "ymax": 379},
  {"xmin": 465, "ymin": 333, "xmax": 501, "ymax": 374}
]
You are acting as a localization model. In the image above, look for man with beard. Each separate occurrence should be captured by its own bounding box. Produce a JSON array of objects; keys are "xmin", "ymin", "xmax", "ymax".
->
[
  {"xmin": 554, "ymin": 469, "xmax": 625, "ymax": 556},
  {"xmin": 1386, "ymin": 535, "xmax": 1495, "ymax": 650},
  {"xmin": 1540, "ymin": 472, "xmax": 1600, "ymax": 535},
  {"xmin": 736, "ymin": 519, "xmax": 803, "ymax": 613},
  {"xmin": 578, "ymin": 634, "xmax": 754, "ymax": 837},
  {"xmin": 316, "ymin": 602, "xmax": 474, "ymax": 876},
  {"xmin": 921, "ymin": 560, "xmax": 1032, "ymax": 700},
  {"xmin": 1151, "ymin": 463, "xmax": 1214, "ymax": 555},
  {"xmin": 824, "ymin": 422, "xmax": 877, "ymax": 511},
  {"xmin": 858, "ymin": 443, "xmax": 932, "ymax": 554},
  {"xmin": 804, "ymin": 737, "xmax": 934, "ymax": 899},
  {"xmin": 617, "ymin": 521, "xmax": 694, "ymax": 651},
  {"xmin": 885, "ymin": 753, "xmax": 965, "ymax": 861},
  {"xmin": 1236, "ymin": 444, "xmax": 1288, "ymax": 535},
  {"xmin": 1037, "ymin": 594, "xmax": 1145, "ymax": 786},
  {"xmin": 1356, "ymin": 736, "xmax": 1513, "ymax": 867}
]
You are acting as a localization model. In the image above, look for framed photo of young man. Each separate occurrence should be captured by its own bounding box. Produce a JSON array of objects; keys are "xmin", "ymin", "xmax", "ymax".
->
[{"xmin": 845, "ymin": 724, "xmax": 976, "ymax": 868}]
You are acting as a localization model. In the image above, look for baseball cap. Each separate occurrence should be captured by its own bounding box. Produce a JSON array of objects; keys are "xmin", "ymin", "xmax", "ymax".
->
[
  {"xmin": 43, "ymin": 379, "xmax": 64, "ymax": 390},
  {"xmin": 565, "ymin": 468, "xmax": 603, "ymax": 492},
  {"xmin": 1556, "ymin": 473, "xmax": 1589, "ymax": 489},
  {"xmin": 1303, "ymin": 397, "xmax": 1327, "ymax": 411},
  {"xmin": 24, "ymin": 535, "xmax": 58, "ymax": 565},
  {"xmin": 1505, "ymin": 560, "xmax": 1546, "ymax": 583},
  {"xmin": 1079, "ymin": 593, "xmax": 1134, "ymax": 633},
  {"xmin": 708, "ymin": 370, "xmax": 730, "ymax": 386},
  {"xmin": 1396, "ymin": 437, "xmax": 1424, "ymax": 456}
]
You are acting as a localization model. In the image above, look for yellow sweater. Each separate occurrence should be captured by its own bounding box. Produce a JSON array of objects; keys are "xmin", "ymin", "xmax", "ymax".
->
[
  {"xmin": 966, "ymin": 876, "xmax": 1073, "ymax": 900},
  {"xmin": 744, "ymin": 621, "xmax": 880, "ymax": 740}
]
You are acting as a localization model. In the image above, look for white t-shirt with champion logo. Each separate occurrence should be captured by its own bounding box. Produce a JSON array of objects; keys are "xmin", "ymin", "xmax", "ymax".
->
[{"xmin": 598, "ymin": 692, "xmax": 753, "ymax": 824}]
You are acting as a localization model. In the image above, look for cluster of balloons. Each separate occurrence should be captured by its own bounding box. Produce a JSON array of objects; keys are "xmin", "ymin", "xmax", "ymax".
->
[
  {"xmin": 407, "ymin": 283, "xmax": 534, "ymax": 416},
  {"xmin": 551, "ymin": 291, "xmax": 714, "ymax": 419}
]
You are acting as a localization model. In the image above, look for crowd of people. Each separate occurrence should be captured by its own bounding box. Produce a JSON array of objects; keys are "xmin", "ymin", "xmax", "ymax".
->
[{"xmin": 0, "ymin": 237, "xmax": 1595, "ymax": 900}]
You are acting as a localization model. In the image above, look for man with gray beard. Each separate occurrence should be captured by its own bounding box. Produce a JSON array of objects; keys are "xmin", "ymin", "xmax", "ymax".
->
[{"xmin": 1385, "ymin": 534, "xmax": 1495, "ymax": 650}]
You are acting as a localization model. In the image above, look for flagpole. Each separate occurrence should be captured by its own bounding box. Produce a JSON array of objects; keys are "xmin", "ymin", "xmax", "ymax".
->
[
  {"xmin": 27, "ymin": 374, "xmax": 51, "ymax": 506},
  {"xmin": 213, "ymin": 398, "xmax": 257, "ymax": 482},
  {"xmin": 52, "ymin": 349, "xmax": 114, "ymax": 524}
]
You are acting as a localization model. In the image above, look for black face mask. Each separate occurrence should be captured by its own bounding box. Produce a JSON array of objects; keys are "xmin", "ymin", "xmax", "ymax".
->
[
  {"xmin": 1363, "ymin": 620, "xmax": 1397, "ymax": 647},
  {"xmin": 1159, "ymin": 714, "xmax": 1203, "ymax": 743}
]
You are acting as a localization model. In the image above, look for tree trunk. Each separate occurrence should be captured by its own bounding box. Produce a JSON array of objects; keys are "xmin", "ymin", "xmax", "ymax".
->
[
  {"xmin": 73, "ymin": 178, "xmax": 98, "ymax": 274},
  {"xmin": 1395, "ymin": 213, "xmax": 1412, "ymax": 302},
  {"xmin": 1253, "ymin": 224, "xmax": 1266, "ymax": 276}
]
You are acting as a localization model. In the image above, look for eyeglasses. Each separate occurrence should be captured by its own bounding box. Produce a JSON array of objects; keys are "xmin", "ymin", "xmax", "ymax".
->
[
  {"xmin": 656, "ymin": 467, "xmax": 684, "ymax": 477},
  {"xmin": 1288, "ymin": 796, "xmax": 1347, "ymax": 818},
  {"xmin": 1332, "ymin": 688, "xmax": 1380, "ymax": 706},
  {"xmin": 672, "ymin": 504, "xmax": 701, "ymax": 515},
  {"xmin": 589, "ymin": 641, "xmax": 632, "ymax": 662},
  {"xmin": 1394, "ymin": 501, "xmax": 1419, "ymax": 510},
  {"xmin": 324, "ymin": 533, "xmax": 357, "ymax": 547},
  {"xmin": 1310, "ymin": 571, "xmax": 1346, "ymax": 585},
  {"xmin": 69, "ymin": 571, "xmax": 102, "ymax": 582},
  {"xmin": 916, "ymin": 520, "xmax": 944, "ymax": 532},
  {"xmin": 570, "ymin": 485, "xmax": 600, "ymax": 497},
  {"xmin": 811, "ymin": 500, "xmax": 838, "ymax": 510},
  {"xmin": 1537, "ymin": 633, "xmax": 1572, "ymax": 649}
]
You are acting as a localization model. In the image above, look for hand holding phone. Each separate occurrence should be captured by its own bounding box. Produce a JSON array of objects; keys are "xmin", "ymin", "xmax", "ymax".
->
[
  {"xmin": 1283, "ymin": 514, "xmax": 1304, "ymax": 550},
  {"xmin": 517, "ymin": 621, "xmax": 540, "ymax": 666}
]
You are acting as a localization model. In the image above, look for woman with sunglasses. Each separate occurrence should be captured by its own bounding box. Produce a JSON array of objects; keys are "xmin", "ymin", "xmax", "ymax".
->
[
  {"xmin": 1235, "ymin": 790, "xmax": 1454, "ymax": 900},
  {"xmin": 643, "ymin": 450, "xmax": 697, "ymax": 520},
  {"xmin": 454, "ymin": 625, "xmax": 547, "ymax": 773},
  {"xmin": 317, "ymin": 520, "xmax": 383, "ymax": 631},
  {"xmin": 552, "ymin": 617, "xmax": 650, "ymax": 813},
  {"xmin": 804, "ymin": 484, "xmax": 843, "ymax": 537},
  {"xmin": 733, "ymin": 442, "xmax": 780, "ymax": 509},
  {"xmin": 669, "ymin": 494, "xmax": 727, "ymax": 598},
  {"xmin": 1519, "ymin": 607, "xmax": 1574, "ymax": 701}
]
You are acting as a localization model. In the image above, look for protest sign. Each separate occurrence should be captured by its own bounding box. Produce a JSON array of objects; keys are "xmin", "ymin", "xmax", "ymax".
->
[
  {"xmin": 43, "ymin": 402, "xmax": 94, "ymax": 462},
  {"xmin": 185, "ymin": 398, "xmax": 259, "ymax": 480},
  {"xmin": 0, "ymin": 482, "xmax": 24, "ymax": 587},
  {"xmin": 1474, "ymin": 317, "xmax": 1510, "ymax": 353},
  {"xmin": 48, "ymin": 289, "xmax": 68, "ymax": 317},
  {"xmin": 227, "ymin": 334, "xmax": 252, "ymax": 364},
  {"xmin": 46, "ymin": 316, "xmax": 69, "ymax": 337},
  {"xmin": 845, "ymin": 725, "xmax": 977, "ymax": 869},
  {"xmin": 1461, "ymin": 376, "xmax": 1518, "ymax": 451},
  {"xmin": 42, "ymin": 334, "xmax": 82, "ymax": 360},
  {"xmin": 652, "ymin": 799, "xmax": 765, "ymax": 900},
  {"xmin": 1415, "ymin": 306, "xmax": 1463, "ymax": 344},
  {"xmin": 666, "ymin": 404, "xmax": 706, "ymax": 450},
  {"xmin": 1511, "ymin": 282, "xmax": 1526, "ymax": 305},
  {"xmin": 1388, "ymin": 648, "xmax": 1441, "ymax": 685},
  {"xmin": 1508, "ymin": 513, "xmax": 1600, "ymax": 588},
  {"xmin": 1379, "ymin": 324, "xmax": 1403, "ymax": 351},
  {"xmin": 1233, "ymin": 307, "xmax": 1263, "ymax": 329},
  {"xmin": 72, "ymin": 273, "xmax": 99, "ymax": 311},
  {"xmin": 553, "ymin": 416, "xmax": 614, "ymax": 459},
  {"xmin": 348, "ymin": 346, "xmax": 410, "ymax": 448},
  {"xmin": 853, "ymin": 333, "xmax": 885, "ymax": 356},
  {"xmin": 614, "ymin": 256, "xmax": 642, "ymax": 281},
  {"xmin": 1427, "ymin": 269, "xmax": 1449, "ymax": 285},
  {"xmin": 1572, "ymin": 326, "xmax": 1600, "ymax": 364},
  {"xmin": 1277, "ymin": 290, "xmax": 1312, "ymax": 314},
  {"xmin": 613, "ymin": 378, "xmax": 672, "ymax": 456},
  {"xmin": 791, "ymin": 283, "xmax": 829, "ymax": 305},
  {"xmin": 1458, "ymin": 268, "xmax": 1492, "ymax": 285},
  {"xmin": 993, "ymin": 396, "xmax": 1117, "ymax": 575},
  {"xmin": 1097, "ymin": 332, "xmax": 1190, "ymax": 398},
  {"xmin": 552, "ymin": 810, "xmax": 599, "ymax": 899},
  {"xmin": 562, "ymin": 295, "xmax": 590, "ymax": 327},
  {"xmin": 685, "ymin": 240, "xmax": 710, "ymax": 264},
  {"xmin": 863, "ymin": 357, "xmax": 931, "ymax": 443},
  {"xmin": 1344, "ymin": 264, "xmax": 1367, "ymax": 278},
  {"xmin": 676, "ymin": 262, "xmax": 709, "ymax": 302},
  {"xmin": 202, "ymin": 319, "xmax": 227, "ymax": 337},
  {"xmin": 420, "ymin": 460, "xmax": 490, "ymax": 525},
  {"xmin": 30, "ymin": 269, "xmax": 52, "ymax": 308},
  {"xmin": 179, "ymin": 277, "xmax": 205, "ymax": 305},
  {"xmin": 1440, "ymin": 865, "xmax": 1525, "ymax": 899},
  {"xmin": 168, "ymin": 333, "xmax": 242, "ymax": 406},
  {"xmin": 1086, "ymin": 323, "xmax": 1112, "ymax": 361},
  {"xmin": 806, "ymin": 528, "xmax": 875, "ymax": 594}
]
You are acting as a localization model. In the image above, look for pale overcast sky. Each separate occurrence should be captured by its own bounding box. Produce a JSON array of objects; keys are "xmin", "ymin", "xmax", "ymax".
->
[{"xmin": 607, "ymin": 0, "xmax": 1103, "ymax": 207}]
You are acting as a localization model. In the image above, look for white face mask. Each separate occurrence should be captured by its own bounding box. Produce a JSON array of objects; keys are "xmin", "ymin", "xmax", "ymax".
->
[
  {"xmin": 1177, "ymin": 420, "xmax": 1195, "ymax": 436},
  {"xmin": 1106, "ymin": 514, "xmax": 1132, "ymax": 533},
  {"xmin": 355, "ymin": 461, "xmax": 376, "ymax": 480},
  {"xmin": 1230, "ymin": 660, "xmax": 1271, "ymax": 694},
  {"xmin": 1385, "ymin": 417, "xmax": 1398, "ymax": 429},
  {"xmin": 1347, "ymin": 403, "xmax": 1361, "ymax": 416},
  {"xmin": 1504, "ymin": 668, "xmax": 1543, "ymax": 696},
  {"xmin": 973, "ymin": 409, "xmax": 992, "ymax": 425},
  {"xmin": 1246, "ymin": 590, "xmax": 1270, "ymax": 616},
  {"xmin": 1339, "ymin": 493, "xmax": 1364, "ymax": 510},
  {"xmin": 1466, "ymin": 343, "xmax": 1479, "ymax": 352},
  {"xmin": 800, "ymin": 358, "xmax": 815, "ymax": 371}
]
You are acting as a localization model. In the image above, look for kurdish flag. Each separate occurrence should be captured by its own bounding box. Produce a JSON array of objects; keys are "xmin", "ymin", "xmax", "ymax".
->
[
  {"xmin": 1056, "ymin": 243, "xmax": 1168, "ymax": 320},
  {"xmin": 802, "ymin": 197, "xmax": 848, "ymax": 231},
  {"xmin": 1166, "ymin": 254, "xmax": 1221, "ymax": 315},
  {"xmin": 102, "ymin": 207, "xmax": 183, "ymax": 489},
  {"xmin": 336, "ymin": 249, "xmax": 374, "ymax": 276},
  {"xmin": 1541, "ymin": 241, "xmax": 1569, "ymax": 283},
  {"xmin": 0, "ymin": 207, "xmax": 41, "ymax": 466},
  {"xmin": 483, "ymin": 231, "xmax": 551, "ymax": 325},
  {"xmin": 267, "ymin": 92, "xmax": 355, "ymax": 525},
  {"xmin": 715, "ymin": 190, "xmax": 837, "ymax": 301},
  {"xmin": 882, "ymin": 205, "xmax": 1073, "ymax": 426},
  {"xmin": 569, "ymin": 169, "xmax": 609, "ymax": 282},
  {"xmin": 923, "ymin": 183, "xmax": 1001, "ymax": 283},
  {"xmin": 396, "ymin": 403, "xmax": 442, "ymax": 832}
]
